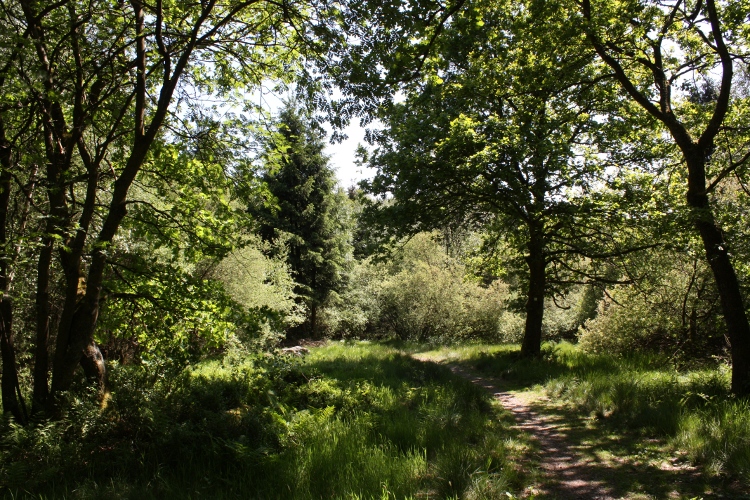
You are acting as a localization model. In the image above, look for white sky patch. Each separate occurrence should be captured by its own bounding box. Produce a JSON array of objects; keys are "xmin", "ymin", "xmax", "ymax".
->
[{"xmin": 324, "ymin": 120, "xmax": 377, "ymax": 189}]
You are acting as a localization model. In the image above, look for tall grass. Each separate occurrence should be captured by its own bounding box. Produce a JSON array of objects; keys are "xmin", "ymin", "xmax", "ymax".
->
[
  {"xmin": 675, "ymin": 398, "xmax": 750, "ymax": 478},
  {"xmin": 436, "ymin": 341, "xmax": 749, "ymax": 481},
  {"xmin": 280, "ymin": 342, "xmax": 524, "ymax": 498},
  {"xmin": 1, "ymin": 342, "xmax": 525, "ymax": 498}
]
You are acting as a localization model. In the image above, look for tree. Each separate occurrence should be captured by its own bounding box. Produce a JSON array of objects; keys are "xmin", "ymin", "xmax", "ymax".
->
[
  {"xmin": 0, "ymin": 90, "xmax": 35, "ymax": 424},
  {"xmin": 0, "ymin": 0, "xmax": 310, "ymax": 415},
  {"xmin": 252, "ymin": 104, "xmax": 351, "ymax": 338},
  {"xmin": 363, "ymin": 0, "xmax": 645, "ymax": 355},
  {"xmin": 579, "ymin": 0, "xmax": 750, "ymax": 395},
  {"xmin": 95, "ymin": 123, "xmax": 266, "ymax": 368}
]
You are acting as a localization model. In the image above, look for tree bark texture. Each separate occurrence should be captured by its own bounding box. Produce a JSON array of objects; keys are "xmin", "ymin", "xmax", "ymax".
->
[
  {"xmin": 685, "ymin": 152, "xmax": 750, "ymax": 396},
  {"xmin": 521, "ymin": 230, "xmax": 546, "ymax": 357},
  {"xmin": 0, "ymin": 124, "xmax": 26, "ymax": 422}
]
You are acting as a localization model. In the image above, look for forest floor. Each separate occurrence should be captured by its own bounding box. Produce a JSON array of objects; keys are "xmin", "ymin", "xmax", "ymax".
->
[{"xmin": 411, "ymin": 351, "xmax": 735, "ymax": 500}]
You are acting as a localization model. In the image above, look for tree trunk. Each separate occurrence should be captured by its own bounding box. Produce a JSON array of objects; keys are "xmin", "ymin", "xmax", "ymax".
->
[
  {"xmin": 49, "ymin": 275, "xmax": 107, "ymax": 400},
  {"xmin": 581, "ymin": 0, "xmax": 750, "ymax": 396},
  {"xmin": 80, "ymin": 341, "xmax": 107, "ymax": 392},
  {"xmin": 50, "ymin": 249, "xmax": 107, "ymax": 397},
  {"xmin": 36, "ymin": 0, "xmax": 225, "ymax": 402},
  {"xmin": 0, "ymin": 294, "xmax": 25, "ymax": 422},
  {"xmin": 0, "ymin": 129, "xmax": 26, "ymax": 422},
  {"xmin": 32, "ymin": 237, "xmax": 53, "ymax": 412},
  {"xmin": 686, "ymin": 152, "xmax": 750, "ymax": 396},
  {"xmin": 521, "ymin": 230, "xmax": 546, "ymax": 357},
  {"xmin": 50, "ymin": 145, "xmax": 146, "ymax": 397}
]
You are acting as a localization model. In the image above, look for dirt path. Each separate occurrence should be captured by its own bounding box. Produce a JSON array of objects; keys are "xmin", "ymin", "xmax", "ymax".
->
[
  {"xmin": 412, "ymin": 354, "xmax": 711, "ymax": 500},
  {"xmin": 446, "ymin": 361, "xmax": 622, "ymax": 499}
]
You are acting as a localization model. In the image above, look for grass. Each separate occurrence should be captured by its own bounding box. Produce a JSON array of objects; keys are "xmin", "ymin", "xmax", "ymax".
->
[
  {"xmin": 4, "ymin": 340, "xmax": 748, "ymax": 498},
  {"xmin": 419, "ymin": 341, "xmax": 750, "ymax": 487},
  {"xmin": 280, "ymin": 342, "xmax": 527, "ymax": 498},
  {"xmin": 1, "ymin": 342, "xmax": 526, "ymax": 499}
]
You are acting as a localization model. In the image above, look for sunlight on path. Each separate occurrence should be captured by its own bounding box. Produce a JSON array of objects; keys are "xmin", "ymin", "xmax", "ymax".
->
[
  {"xmin": 411, "ymin": 353, "xmax": 706, "ymax": 500},
  {"xmin": 445, "ymin": 361, "xmax": 619, "ymax": 499}
]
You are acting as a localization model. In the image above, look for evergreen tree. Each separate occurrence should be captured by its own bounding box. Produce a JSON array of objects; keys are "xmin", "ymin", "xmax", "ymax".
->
[{"xmin": 253, "ymin": 104, "xmax": 350, "ymax": 338}]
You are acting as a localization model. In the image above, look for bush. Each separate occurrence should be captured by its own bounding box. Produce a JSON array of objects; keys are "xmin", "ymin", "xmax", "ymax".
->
[
  {"xmin": 323, "ymin": 232, "xmax": 511, "ymax": 342},
  {"xmin": 376, "ymin": 258, "xmax": 505, "ymax": 342},
  {"xmin": 318, "ymin": 259, "xmax": 386, "ymax": 339},
  {"xmin": 213, "ymin": 239, "xmax": 304, "ymax": 347},
  {"xmin": 577, "ymin": 250, "xmax": 725, "ymax": 359}
]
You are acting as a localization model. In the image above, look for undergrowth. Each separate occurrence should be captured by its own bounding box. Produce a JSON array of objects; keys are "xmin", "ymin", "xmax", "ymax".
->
[{"xmin": 1, "ymin": 342, "xmax": 525, "ymax": 499}]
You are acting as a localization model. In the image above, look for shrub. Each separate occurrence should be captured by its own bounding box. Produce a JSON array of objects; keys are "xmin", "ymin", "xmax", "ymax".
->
[
  {"xmin": 323, "ymin": 233, "xmax": 511, "ymax": 342},
  {"xmin": 577, "ymin": 250, "xmax": 725, "ymax": 358},
  {"xmin": 213, "ymin": 240, "xmax": 304, "ymax": 347}
]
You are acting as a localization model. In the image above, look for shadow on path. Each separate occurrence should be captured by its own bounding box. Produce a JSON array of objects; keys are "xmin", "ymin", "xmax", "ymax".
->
[{"xmin": 413, "ymin": 354, "xmax": 737, "ymax": 500}]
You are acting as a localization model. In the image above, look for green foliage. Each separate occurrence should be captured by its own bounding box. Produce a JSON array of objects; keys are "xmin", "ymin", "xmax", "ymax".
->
[
  {"xmin": 374, "ymin": 257, "xmax": 504, "ymax": 343},
  {"xmin": 132, "ymin": 143, "xmax": 236, "ymax": 260},
  {"xmin": 0, "ymin": 342, "xmax": 526, "ymax": 499},
  {"xmin": 324, "ymin": 232, "xmax": 511, "ymax": 342},
  {"xmin": 0, "ymin": 353, "xmax": 295, "ymax": 498},
  {"xmin": 99, "ymin": 261, "xmax": 239, "ymax": 367},
  {"xmin": 356, "ymin": 0, "xmax": 656, "ymax": 357},
  {"xmin": 97, "ymin": 130, "xmax": 301, "ymax": 362},
  {"xmin": 250, "ymin": 103, "xmax": 353, "ymax": 337},
  {"xmin": 213, "ymin": 240, "xmax": 304, "ymax": 347},
  {"xmin": 324, "ymin": 231, "xmax": 598, "ymax": 344},
  {"xmin": 577, "ymin": 248, "xmax": 725, "ymax": 359},
  {"xmin": 318, "ymin": 256, "xmax": 385, "ymax": 338},
  {"xmin": 579, "ymin": 0, "xmax": 750, "ymax": 396},
  {"xmin": 98, "ymin": 236, "xmax": 300, "ymax": 368},
  {"xmin": 716, "ymin": 177, "xmax": 750, "ymax": 298},
  {"xmin": 0, "ymin": 0, "xmax": 334, "ymax": 413}
]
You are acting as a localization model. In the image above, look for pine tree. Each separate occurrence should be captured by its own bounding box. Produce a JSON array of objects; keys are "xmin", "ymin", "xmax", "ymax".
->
[{"xmin": 253, "ymin": 104, "xmax": 350, "ymax": 338}]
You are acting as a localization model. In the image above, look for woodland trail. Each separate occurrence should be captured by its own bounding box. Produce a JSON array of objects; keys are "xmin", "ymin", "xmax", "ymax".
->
[{"xmin": 410, "ymin": 354, "xmax": 715, "ymax": 500}]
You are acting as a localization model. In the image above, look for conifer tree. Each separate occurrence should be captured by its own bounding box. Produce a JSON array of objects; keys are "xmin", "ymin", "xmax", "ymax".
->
[{"xmin": 254, "ymin": 104, "xmax": 350, "ymax": 338}]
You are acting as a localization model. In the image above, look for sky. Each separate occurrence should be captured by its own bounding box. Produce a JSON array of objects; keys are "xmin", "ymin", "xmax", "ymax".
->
[{"xmin": 324, "ymin": 121, "xmax": 377, "ymax": 189}]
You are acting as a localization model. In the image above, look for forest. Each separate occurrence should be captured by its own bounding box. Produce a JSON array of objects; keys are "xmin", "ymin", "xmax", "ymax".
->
[{"xmin": 1, "ymin": 0, "xmax": 749, "ymax": 498}]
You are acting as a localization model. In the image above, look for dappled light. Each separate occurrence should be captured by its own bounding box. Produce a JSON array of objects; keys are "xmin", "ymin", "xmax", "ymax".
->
[{"xmin": 2, "ymin": 0, "xmax": 750, "ymax": 497}]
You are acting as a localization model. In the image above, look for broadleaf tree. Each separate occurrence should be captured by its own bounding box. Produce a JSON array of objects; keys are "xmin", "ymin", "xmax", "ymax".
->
[
  {"xmin": 578, "ymin": 0, "xmax": 750, "ymax": 395},
  {"xmin": 314, "ymin": 0, "xmax": 750, "ymax": 386},
  {"xmin": 0, "ymin": 0, "xmax": 325, "ymax": 417},
  {"xmin": 363, "ymin": 0, "xmax": 651, "ymax": 355}
]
